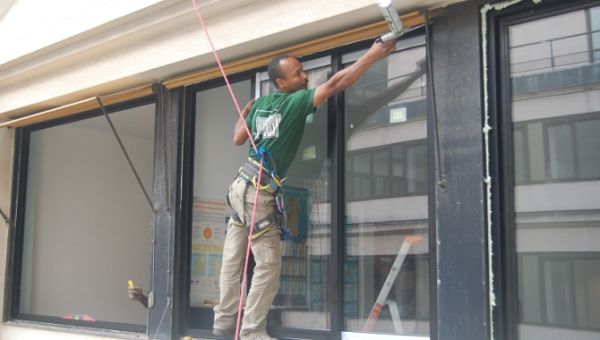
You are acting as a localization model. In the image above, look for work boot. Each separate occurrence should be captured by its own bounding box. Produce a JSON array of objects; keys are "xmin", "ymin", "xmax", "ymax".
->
[{"xmin": 212, "ymin": 328, "xmax": 234, "ymax": 339}]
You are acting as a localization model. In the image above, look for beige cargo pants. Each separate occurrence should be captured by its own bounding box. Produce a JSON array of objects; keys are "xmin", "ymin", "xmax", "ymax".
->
[{"xmin": 213, "ymin": 176, "xmax": 282, "ymax": 339}]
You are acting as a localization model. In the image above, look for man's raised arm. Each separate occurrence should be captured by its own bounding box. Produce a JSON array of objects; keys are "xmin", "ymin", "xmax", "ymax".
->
[{"xmin": 313, "ymin": 40, "xmax": 397, "ymax": 108}]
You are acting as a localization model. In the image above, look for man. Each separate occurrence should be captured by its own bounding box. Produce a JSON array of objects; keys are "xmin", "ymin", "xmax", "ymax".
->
[
  {"xmin": 213, "ymin": 39, "xmax": 397, "ymax": 340},
  {"xmin": 128, "ymin": 285, "xmax": 149, "ymax": 309}
]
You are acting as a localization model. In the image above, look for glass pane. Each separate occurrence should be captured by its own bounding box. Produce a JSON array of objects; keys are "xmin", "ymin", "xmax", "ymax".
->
[
  {"xmin": 575, "ymin": 119, "xmax": 600, "ymax": 178},
  {"xmin": 343, "ymin": 45, "xmax": 429, "ymax": 336},
  {"xmin": 509, "ymin": 6, "xmax": 600, "ymax": 338},
  {"xmin": 373, "ymin": 151, "xmax": 390, "ymax": 198},
  {"xmin": 513, "ymin": 127, "xmax": 528, "ymax": 184},
  {"xmin": 21, "ymin": 104, "xmax": 155, "ymax": 329},
  {"xmin": 547, "ymin": 124, "xmax": 576, "ymax": 180},
  {"xmin": 352, "ymin": 153, "xmax": 371, "ymax": 201},
  {"xmin": 277, "ymin": 64, "xmax": 331, "ymax": 330},
  {"xmin": 391, "ymin": 145, "xmax": 406, "ymax": 196},
  {"xmin": 189, "ymin": 80, "xmax": 250, "ymax": 330},
  {"xmin": 406, "ymin": 144, "xmax": 427, "ymax": 195},
  {"xmin": 591, "ymin": 7, "xmax": 600, "ymax": 61},
  {"xmin": 255, "ymin": 62, "xmax": 332, "ymax": 330}
]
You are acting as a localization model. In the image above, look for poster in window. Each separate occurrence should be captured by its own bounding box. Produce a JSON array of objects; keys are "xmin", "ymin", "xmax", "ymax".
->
[{"xmin": 190, "ymin": 198, "xmax": 227, "ymax": 307}]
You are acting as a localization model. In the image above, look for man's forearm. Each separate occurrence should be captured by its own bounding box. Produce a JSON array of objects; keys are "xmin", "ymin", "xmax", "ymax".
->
[{"xmin": 327, "ymin": 54, "xmax": 379, "ymax": 94}]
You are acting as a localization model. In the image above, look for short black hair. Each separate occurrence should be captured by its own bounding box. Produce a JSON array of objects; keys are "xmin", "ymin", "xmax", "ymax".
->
[{"xmin": 268, "ymin": 55, "xmax": 289, "ymax": 88}]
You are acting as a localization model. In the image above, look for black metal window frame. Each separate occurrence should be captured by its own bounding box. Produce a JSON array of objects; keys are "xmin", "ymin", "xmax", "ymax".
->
[
  {"xmin": 179, "ymin": 71, "xmax": 258, "ymax": 340},
  {"xmin": 179, "ymin": 28, "xmax": 436, "ymax": 340},
  {"xmin": 5, "ymin": 94, "xmax": 160, "ymax": 335},
  {"xmin": 489, "ymin": 1, "xmax": 600, "ymax": 339}
]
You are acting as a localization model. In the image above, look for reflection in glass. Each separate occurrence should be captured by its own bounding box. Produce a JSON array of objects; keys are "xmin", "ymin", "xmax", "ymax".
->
[
  {"xmin": 509, "ymin": 6, "xmax": 600, "ymax": 339},
  {"xmin": 260, "ymin": 63, "xmax": 332, "ymax": 330},
  {"xmin": 343, "ymin": 44, "xmax": 429, "ymax": 336},
  {"xmin": 547, "ymin": 124, "xmax": 575, "ymax": 180},
  {"xmin": 189, "ymin": 81, "xmax": 251, "ymax": 329}
]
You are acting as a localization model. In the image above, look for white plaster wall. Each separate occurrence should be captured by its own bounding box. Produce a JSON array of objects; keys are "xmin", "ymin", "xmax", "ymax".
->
[
  {"xmin": 0, "ymin": 0, "xmax": 464, "ymax": 118},
  {"xmin": 0, "ymin": 0, "xmax": 162, "ymax": 64}
]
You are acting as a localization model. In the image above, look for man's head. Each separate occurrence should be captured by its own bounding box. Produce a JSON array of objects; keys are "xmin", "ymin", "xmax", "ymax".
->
[{"xmin": 268, "ymin": 55, "xmax": 309, "ymax": 93}]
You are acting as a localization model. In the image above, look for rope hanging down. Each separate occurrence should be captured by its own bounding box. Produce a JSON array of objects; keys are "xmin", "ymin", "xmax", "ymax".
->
[{"xmin": 190, "ymin": 1, "xmax": 266, "ymax": 340}]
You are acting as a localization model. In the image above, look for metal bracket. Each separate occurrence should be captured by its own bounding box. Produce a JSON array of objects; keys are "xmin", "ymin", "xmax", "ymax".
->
[
  {"xmin": 95, "ymin": 96, "xmax": 157, "ymax": 213},
  {"xmin": 0, "ymin": 207, "xmax": 10, "ymax": 225},
  {"xmin": 425, "ymin": 10, "xmax": 448, "ymax": 192},
  {"xmin": 147, "ymin": 291, "xmax": 155, "ymax": 309}
]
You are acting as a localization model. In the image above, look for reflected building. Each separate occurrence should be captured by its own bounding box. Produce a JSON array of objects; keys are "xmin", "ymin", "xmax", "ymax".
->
[{"xmin": 507, "ymin": 7, "xmax": 600, "ymax": 339}]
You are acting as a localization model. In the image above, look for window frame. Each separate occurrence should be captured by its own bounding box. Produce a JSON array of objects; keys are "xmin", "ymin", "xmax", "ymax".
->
[
  {"xmin": 511, "ymin": 111, "xmax": 600, "ymax": 185},
  {"xmin": 5, "ymin": 95, "xmax": 158, "ymax": 334},
  {"xmin": 179, "ymin": 29, "xmax": 435, "ymax": 340},
  {"xmin": 489, "ymin": 1, "xmax": 600, "ymax": 339}
]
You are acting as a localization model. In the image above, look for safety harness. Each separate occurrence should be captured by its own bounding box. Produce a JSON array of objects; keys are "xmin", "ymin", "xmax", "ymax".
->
[{"xmin": 228, "ymin": 147, "xmax": 289, "ymax": 241}]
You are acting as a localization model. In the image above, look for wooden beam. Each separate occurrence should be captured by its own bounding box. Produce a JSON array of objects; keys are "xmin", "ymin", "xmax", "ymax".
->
[
  {"xmin": 0, "ymin": 85, "xmax": 154, "ymax": 129},
  {"xmin": 0, "ymin": 12, "xmax": 424, "ymax": 128},
  {"xmin": 164, "ymin": 12, "xmax": 424, "ymax": 88}
]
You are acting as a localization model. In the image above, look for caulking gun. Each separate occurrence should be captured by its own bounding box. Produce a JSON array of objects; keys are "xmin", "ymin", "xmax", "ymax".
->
[{"xmin": 377, "ymin": 0, "xmax": 404, "ymax": 42}]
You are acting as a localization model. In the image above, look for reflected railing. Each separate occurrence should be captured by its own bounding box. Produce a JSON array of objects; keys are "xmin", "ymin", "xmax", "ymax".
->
[{"xmin": 510, "ymin": 29, "xmax": 600, "ymax": 75}]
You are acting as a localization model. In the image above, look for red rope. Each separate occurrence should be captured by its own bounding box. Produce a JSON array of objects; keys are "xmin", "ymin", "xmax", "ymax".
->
[
  {"xmin": 234, "ymin": 158, "xmax": 263, "ymax": 340},
  {"xmin": 190, "ymin": 1, "xmax": 263, "ymax": 339},
  {"xmin": 191, "ymin": 0, "xmax": 257, "ymax": 154}
]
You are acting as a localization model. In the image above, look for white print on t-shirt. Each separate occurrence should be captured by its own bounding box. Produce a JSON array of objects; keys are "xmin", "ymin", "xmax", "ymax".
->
[{"xmin": 254, "ymin": 110, "xmax": 281, "ymax": 140}]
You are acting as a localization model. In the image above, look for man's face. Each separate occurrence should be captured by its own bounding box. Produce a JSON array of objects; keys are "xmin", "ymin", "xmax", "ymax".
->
[{"xmin": 276, "ymin": 57, "xmax": 309, "ymax": 93}]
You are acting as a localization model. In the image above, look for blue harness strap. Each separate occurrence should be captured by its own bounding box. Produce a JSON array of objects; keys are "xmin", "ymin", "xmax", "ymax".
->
[{"xmin": 254, "ymin": 146, "xmax": 288, "ymax": 241}]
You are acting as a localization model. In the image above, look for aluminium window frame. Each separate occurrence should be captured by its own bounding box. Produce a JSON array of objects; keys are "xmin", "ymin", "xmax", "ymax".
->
[
  {"xmin": 179, "ymin": 71, "xmax": 258, "ymax": 340},
  {"xmin": 4, "ymin": 95, "xmax": 159, "ymax": 335},
  {"xmin": 179, "ymin": 29, "xmax": 436, "ymax": 340},
  {"xmin": 489, "ymin": 0, "xmax": 600, "ymax": 339}
]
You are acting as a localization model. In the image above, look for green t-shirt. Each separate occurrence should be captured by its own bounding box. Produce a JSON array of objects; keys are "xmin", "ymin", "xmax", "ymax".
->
[{"xmin": 247, "ymin": 88, "xmax": 315, "ymax": 177}]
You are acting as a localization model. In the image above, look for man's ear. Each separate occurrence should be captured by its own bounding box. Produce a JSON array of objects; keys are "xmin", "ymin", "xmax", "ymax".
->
[{"xmin": 275, "ymin": 78, "xmax": 285, "ymax": 91}]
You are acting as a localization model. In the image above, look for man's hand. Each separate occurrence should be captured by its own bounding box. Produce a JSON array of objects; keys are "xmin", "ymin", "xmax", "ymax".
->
[
  {"xmin": 128, "ymin": 286, "xmax": 149, "ymax": 308},
  {"xmin": 365, "ymin": 39, "xmax": 397, "ymax": 60},
  {"xmin": 233, "ymin": 99, "xmax": 255, "ymax": 145},
  {"xmin": 128, "ymin": 287, "xmax": 144, "ymax": 302}
]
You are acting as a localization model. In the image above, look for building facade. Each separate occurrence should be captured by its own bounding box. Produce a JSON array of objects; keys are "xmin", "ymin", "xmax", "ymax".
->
[{"xmin": 0, "ymin": 0, "xmax": 598, "ymax": 339}]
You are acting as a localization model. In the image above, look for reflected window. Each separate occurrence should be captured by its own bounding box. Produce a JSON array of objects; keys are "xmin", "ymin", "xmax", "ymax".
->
[
  {"xmin": 508, "ymin": 5, "xmax": 600, "ymax": 339},
  {"xmin": 512, "ymin": 115, "xmax": 600, "ymax": 184},
  {"xmin": 575, "ymin": 119, "xmax": 600, "ymax": 178},
  {"xmin": 547, "ymin": 123, "xmax": 576, "ymax": 180},
  {"xmin": 343, "ymin": 41, "xmax": 429, "ymax": 336},
  {"xmin": 256, "ymin": 57, "xmax": 333, "ymax": 331}
]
